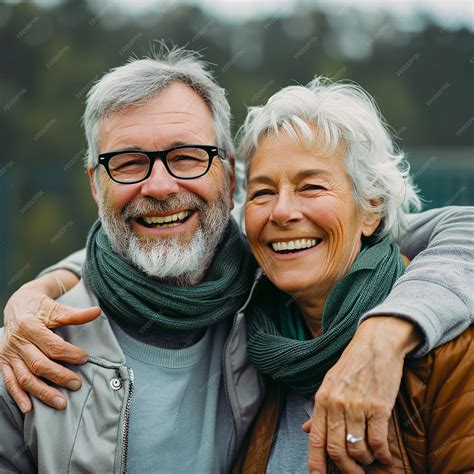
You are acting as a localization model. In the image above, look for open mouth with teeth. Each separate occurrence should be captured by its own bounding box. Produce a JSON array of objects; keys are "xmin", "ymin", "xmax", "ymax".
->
[
  {"xmin": 138, "ymin": 210, "xmax": 193, "ymax": 228},
  {"xmin": 270, "ymin": 238, "xmax": 322, "ymax": 254}
]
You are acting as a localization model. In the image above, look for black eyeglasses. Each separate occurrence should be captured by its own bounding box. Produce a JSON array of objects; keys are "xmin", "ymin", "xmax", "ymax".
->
[{"xmin": 97, "ymin": 145, "xmax": 227, "ymax": 184}]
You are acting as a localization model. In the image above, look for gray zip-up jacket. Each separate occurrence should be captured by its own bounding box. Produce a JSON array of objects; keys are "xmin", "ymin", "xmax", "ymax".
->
[{"xmin": 0, "ymin": 276, "xmax": 264, "ymax": 473}]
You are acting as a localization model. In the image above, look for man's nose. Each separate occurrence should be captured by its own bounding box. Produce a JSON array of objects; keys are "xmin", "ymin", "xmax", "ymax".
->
[
  {"xmin": 270, "ymin": 191, "xmax": 303, "ymax": 227},
  {"xmin": 139, "ymin": 159, "xmax": 180, "ymax": 200}
]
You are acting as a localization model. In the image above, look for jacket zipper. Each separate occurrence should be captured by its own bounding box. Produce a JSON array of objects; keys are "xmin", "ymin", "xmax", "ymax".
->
[
  {"xmin": 119, "ymin": 367, "xmax": 134, "ymax": 474},
  {"xmin": 222, "ymin": 316, "xmax": 239, "ymax": 440},
  {"xmin": 221, "ymin": 268, "xmax": 264, "ymax": 444}
]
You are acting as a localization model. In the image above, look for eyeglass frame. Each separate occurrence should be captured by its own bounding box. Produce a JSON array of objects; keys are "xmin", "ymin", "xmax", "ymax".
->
[{"xmin": 96, "ymin": 144, "xmax": 227, "ymax": 184}]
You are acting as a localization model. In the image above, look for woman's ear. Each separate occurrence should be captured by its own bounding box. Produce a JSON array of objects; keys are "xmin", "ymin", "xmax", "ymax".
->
[{"xmin": 361, "ymin": 200, "xmax": 382, "ymax": 237}]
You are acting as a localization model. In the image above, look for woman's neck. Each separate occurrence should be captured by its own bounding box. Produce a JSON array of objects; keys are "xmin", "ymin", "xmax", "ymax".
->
[{"xmin": 295, "ymin": 294, "xmax": 327, "ymax": 338}]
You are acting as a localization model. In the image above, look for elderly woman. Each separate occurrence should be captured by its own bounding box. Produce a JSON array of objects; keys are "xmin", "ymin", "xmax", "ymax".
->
[{"xmin": 234, "ymin": 78, "xmax": 473, "ymax": 473}]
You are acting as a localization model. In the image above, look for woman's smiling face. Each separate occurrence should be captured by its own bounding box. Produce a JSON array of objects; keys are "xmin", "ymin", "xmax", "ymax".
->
[{"xmin": 245, "ymin": 129, "xmax": 380, "ymax": 306}]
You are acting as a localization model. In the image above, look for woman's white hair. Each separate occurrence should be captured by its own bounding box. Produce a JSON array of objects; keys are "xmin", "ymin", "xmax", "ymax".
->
[
  {"xmin": 83, "ymin": 46, "xmax": 234, "ymax": 173},
  {"xmin": 237, "ymin": 77, "xmax": 421, "ymax": 242}
]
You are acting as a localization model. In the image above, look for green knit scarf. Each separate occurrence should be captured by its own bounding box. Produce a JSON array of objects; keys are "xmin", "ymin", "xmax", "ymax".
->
[
  {"xmin": 246, "ymin": 236, "xmax": 405, "ymax": 398},
  {"xmin": 83, "ymin": 218, "xmax": 256, "ymax": 332}
]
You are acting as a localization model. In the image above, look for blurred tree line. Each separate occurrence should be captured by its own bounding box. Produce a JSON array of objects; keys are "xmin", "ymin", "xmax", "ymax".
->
[{"xmin": 0, "ymin": 0, "xmax": 473, "ymax": 315}]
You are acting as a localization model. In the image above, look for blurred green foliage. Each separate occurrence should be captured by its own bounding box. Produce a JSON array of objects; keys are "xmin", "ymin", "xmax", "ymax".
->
[{"xmin": 0, "ymin": 0, "xmax": 473, "ymax": 318}]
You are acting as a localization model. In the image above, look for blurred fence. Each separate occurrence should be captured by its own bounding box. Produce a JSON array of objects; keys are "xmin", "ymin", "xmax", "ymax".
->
[{"xmin": 408, "ymin": 147, "xmax": 473, "ymax": 208}]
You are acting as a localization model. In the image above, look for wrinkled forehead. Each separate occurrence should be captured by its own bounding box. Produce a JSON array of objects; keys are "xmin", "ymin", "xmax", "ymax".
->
[{"xmin": 98, "ymin": 83, "xmax": 217, "ymax": 151}]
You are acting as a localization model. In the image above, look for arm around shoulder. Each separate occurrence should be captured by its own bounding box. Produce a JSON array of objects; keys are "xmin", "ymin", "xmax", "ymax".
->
[{"xmin": 361, "ymin": 206, "xmax": 474, "ymax": 356}]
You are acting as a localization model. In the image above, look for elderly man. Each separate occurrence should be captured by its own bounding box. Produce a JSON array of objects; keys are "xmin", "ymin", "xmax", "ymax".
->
[{"xmin": 1, "ymin": 49, "xmax": 472, "ymax": 473}]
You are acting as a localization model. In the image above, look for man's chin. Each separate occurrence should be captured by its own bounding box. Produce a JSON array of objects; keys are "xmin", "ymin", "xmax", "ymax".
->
[
  {"xmin": 99, "ymin": 192, "xmax": 231, "ymax": 285},
  {"xmin": 124, "ymin": 231, "xmax": 210, "ymax": 285}
]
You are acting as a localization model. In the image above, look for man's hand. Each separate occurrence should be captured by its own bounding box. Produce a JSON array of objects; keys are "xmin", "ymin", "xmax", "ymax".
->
[
  {"xmin": 0, "ymin": 273, "xmax": 101, "ymax": 412},
  {"xmin": 303, "ymin": 316, "xmax": 422, "ymax": 473}
]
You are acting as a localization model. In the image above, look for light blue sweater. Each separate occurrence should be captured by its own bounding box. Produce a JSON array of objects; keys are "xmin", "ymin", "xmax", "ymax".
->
[
  {"xmin": 266, "ymin": 394, "xmax": 310, "ymax": 474},
  {"xmin": 110, "ymin": 321, "xmax": 235, "ymax": 473}
]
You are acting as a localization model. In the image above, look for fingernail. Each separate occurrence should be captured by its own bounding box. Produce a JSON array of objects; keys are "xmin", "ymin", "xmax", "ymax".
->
[
  {"xmin": 52, "ymin": 396, "xmax": 66, "ymax": 409},
  {"xmin": 79, "ymin": 356, "xmax": 88, "ymax": 365},
  {"xmin": 67, "ymin": 380, "xmax": 80, "ymax": 390},
  {"xmin": 19, "ymin": 402, "xmax": 28, "ymax": 413}
]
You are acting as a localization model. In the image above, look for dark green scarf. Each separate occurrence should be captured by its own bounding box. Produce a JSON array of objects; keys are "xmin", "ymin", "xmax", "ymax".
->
[
  {"xmin": 246, "ymin": 236, "xmax": 405, "ymax": 398},
  {"xmin": 83, "ymin": 218, "xmax": 256, "ymax": 332}
]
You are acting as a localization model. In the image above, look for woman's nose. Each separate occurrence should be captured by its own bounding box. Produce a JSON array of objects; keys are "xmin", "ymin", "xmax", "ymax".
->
[{"xmin": 270, "ymin": 191, "xmax": 303, "ymax": 226}]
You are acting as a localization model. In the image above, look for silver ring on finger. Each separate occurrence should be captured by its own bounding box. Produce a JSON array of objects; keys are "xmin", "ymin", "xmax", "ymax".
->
[{"xmin": 346, "ymin": 433, "xmax": 365, "ymax": 444}]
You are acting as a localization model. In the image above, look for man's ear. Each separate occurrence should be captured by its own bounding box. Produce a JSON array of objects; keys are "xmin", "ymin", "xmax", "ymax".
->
[
  {"xmin": 361, "ymin": 201, "xmax": 382, "ymax": 237},
  {"xmin": 227, "ymin": 154, "xmax": 237, "ymax": 210},
  {"xmin": 88, "ymin": 166, "xmax": 100, "ymax": 206}
]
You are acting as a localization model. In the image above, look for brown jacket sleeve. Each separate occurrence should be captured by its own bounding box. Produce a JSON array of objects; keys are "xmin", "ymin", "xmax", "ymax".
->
[
  {"xmin": 400, "ymin": 326, "xmax": 474, "ymax": 473},
  {"xmin": 235, "ymin": 327, "xmax": 474, "ymax": 474}
]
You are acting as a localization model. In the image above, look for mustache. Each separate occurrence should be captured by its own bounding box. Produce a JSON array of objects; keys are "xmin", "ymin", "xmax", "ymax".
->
[{"xmin": 121, "ymin": 195, "xmax": 206, "ymax": 220}]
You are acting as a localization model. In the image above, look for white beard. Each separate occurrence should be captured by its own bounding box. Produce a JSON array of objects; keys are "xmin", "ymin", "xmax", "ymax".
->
[
  {"xmin": 126, "ymin": 225, "xmax": 210, "ymax": 285},
  {"xmin": 97, "ymin": 187, "xmax": 231, "ymax": 286}
]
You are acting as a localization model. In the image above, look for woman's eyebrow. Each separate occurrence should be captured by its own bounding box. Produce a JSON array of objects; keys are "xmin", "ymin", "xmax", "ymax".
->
[
  {"xmin": 296, "ymin": 169, "xmax": 333, "ymax": 180},
  {"xmin": 248, "ymin": 169, "xmax": 332, "ymax": 186},
  {"xmin": 247, "ymin": 175, "xmax": 275, "ymax": 186}
]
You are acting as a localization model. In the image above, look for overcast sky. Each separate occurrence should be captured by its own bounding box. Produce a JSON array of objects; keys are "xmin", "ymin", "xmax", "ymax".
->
[
  {"xmin": 14, "ymin": 0, "xmax": 472, "ymax": 29},
  {"xmin": 110, "ymin": 0, "xmax": 473, "ymax": 29}
]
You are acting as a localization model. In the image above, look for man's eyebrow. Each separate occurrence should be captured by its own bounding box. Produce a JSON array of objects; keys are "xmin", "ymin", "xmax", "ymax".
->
[
  {"xmin": 111, "ymin": 145, "xmax": 145, "ymax": 152},
  {"xmin": 248, "ymin": 168, "xmax": 332, "ymax": 185},
  {"xmin": 167, "ymin": 140, "xmax": 192, "ymax": 148},
  {"xmin": 108, "ymin": 141, "xmax": 191, "ymax": 153}
]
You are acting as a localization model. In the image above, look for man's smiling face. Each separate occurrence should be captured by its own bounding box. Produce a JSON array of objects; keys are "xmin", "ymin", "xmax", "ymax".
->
[{"xmin": 89, "ymin": 82, "xmax": 235, "ymax": 284}]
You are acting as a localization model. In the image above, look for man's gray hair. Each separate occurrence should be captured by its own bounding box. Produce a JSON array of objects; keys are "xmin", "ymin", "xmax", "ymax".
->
[
  {"xmin": 238, "ymin": 76, "xmax": 421, "ymax": 241},
  {"xmin": 83, "ymin": 46, "xmax": 234, "ymax": 172}
]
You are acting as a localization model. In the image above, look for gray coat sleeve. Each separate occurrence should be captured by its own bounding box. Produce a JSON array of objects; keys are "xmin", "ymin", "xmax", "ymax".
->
[
  {"xmin": 37, "ymin": 248, "xmax": 86, "ymax": 279},
  {"xmin": 360, "ymin": 206, "xmax": 474, "ymax": 357},
  {"xmin": 0, "ymin": 334, "xmax": 35, "ymax": 473}
]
